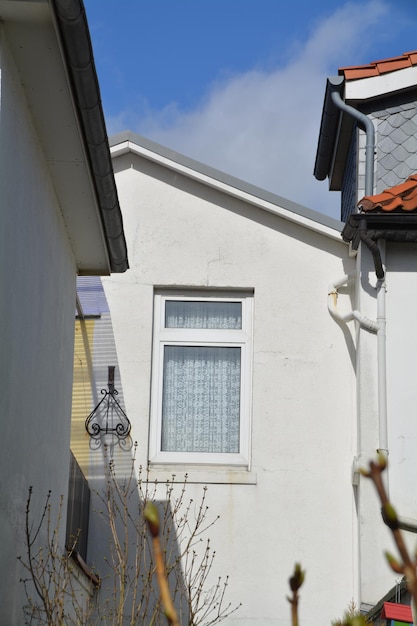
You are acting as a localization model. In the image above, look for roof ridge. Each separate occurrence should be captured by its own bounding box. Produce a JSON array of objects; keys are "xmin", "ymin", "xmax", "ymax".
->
[
  {"xmin": 339, "ymin": 50, "xmax": 417, "ymax": 81},
  {"xmin": 110, "ymin": 130, "xmax": 344, "ymax": 237}
]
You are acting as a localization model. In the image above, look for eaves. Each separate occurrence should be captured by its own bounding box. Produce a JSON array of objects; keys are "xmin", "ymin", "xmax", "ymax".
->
[
  {"xmin": 52, "ymin": 0, "xmax": 128, "ymax": 273},
  {"xmin": 110, "ymin": 131, "xmax": 345, "ymax": 244}
]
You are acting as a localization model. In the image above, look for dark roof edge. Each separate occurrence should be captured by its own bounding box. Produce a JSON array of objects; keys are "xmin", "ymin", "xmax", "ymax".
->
[
  {"xmin": 110, "ymin": 130, "xmax": 344, "ymax": 234},
  {"xmin": 314, "ymin": 76, "xmax": 345, "ymax": 183},
  {"xmin": 51, "ymin": 0, "xmax": 128, "ymax": 273},
  {"xmin": 364, "ymin": 578, "xmax": 407, "ymax": 621}
]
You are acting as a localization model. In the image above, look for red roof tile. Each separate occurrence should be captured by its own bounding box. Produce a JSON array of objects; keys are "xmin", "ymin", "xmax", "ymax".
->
[
  {"xmin": 359, "ymin": 174, "xmax": 417, "ymax": 212},
  {"xmin": 340, "ymin": 51, "xmax": 417, "ymax": 80},
  {"xmin": 381, "ymin": 601, "xmax": 413, "ymax": 621}
]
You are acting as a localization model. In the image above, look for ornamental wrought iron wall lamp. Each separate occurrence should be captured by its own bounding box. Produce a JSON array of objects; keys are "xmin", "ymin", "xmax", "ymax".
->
[{"xmin": 85, "ymin": 366, "xmax": 131, "ymax": 442}]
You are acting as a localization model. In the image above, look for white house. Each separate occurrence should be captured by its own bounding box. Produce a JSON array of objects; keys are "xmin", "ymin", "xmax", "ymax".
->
[
  {"xmin": 314, "ymin": 50, "xmax": 417, "ymax": 616},
  {"xmin": 0, "ymin": 0, "xmax": 127, "ymax": 622},
  {"xmin": 72, "ymin": 131, "xmax": 356, "ymax": 625},
  {"xmin": 72, "ymin": 50, "xmax": 417, "ymax": 624}
]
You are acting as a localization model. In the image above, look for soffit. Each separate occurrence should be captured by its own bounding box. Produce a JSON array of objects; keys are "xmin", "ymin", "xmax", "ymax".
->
[{"xmin": 0, "ymin": 0, "xmax": 111, "ymax": 274}]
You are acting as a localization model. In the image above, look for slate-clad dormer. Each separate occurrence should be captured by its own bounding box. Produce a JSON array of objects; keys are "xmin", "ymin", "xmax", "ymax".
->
[{"xmin": 315, "ymin": 51, "xmax": 417, "ymax": 222}]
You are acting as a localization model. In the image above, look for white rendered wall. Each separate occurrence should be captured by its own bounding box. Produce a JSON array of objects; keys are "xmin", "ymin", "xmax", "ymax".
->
[
  {"xmin": 0, "ymin": 31, "xmax": 77, "ymax": 622},
  {"xmin": 385, "ymin": 242, "xmax": 417, "ymax": 519},
  {"xmin": 353, "ymin": 242, "xmax": 417, "ymax": 607},
  {"xmin": 99, "ymin": 151, "xmax": 358, "ymax": 625}
]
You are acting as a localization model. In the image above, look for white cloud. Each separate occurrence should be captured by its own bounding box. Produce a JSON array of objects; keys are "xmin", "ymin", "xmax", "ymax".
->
[{"xmin": 107, "ymin": 1, "xmax": 394, "ymax": 219}]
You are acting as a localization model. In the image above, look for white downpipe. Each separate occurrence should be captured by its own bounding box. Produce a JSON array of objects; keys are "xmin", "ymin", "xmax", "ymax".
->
[
  {"xmin": 376, "ymin": 241, "xmax": 388, "ymax": 457},
  {"xmin": 328, "ymin": 273, "xmax": 379, "ymax": 333},
  {"xmin": 328, "ymin": 263, "xmax": 388, "ymax": 457}
]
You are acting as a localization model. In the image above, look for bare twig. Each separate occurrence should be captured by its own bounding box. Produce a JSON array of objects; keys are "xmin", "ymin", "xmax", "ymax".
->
[
  {"xmin": 361, "ymin": 453, "xmax": 417, "ymax": 614},
  {"xmin": 18, "ymin": 488, "xmax": 93, "ymax": 625},
  {"xmin": 19, "ymin": 453, "xmax": 240, "ymax": 625},
  {"xmin": 287, "ymin": 563, "xmax": 305, "ymax": 626},
  {"xmin": 144, "ymin": 502, "xmax": 180, "ymax": 626}
]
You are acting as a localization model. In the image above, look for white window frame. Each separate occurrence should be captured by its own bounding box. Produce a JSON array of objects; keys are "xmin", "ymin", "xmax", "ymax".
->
[{"xmin": 149, "ymin": 290, "xmax": 253, "ymax": 466}]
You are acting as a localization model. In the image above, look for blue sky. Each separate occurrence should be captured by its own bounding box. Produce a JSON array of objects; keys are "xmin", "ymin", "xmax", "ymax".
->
[{"xmin": 84, "ymin": 0, "xmax": 417, "ymax": 218}]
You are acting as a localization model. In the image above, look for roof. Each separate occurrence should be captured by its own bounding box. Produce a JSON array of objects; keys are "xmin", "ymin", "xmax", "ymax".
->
[
  {"xmin": 313, "ymin": 76, "xmax": 346, "ymax": 186},
  {"xmin": 364, "ymin": 578, "xmax": 410, "ymax": 621},
  {"xmin": 53, "ymin": 0, "xmax": 128, "ymax": 273},
  {"xmin": 340, "ymin": 51, "xmax": 417, "ymax": 81},
  {"xmin": 380, "ymin": 601, "xmax": 413, "ymax": 621},
  {"xmin": 314, "ymin": 51, "xmax": 417, "ymax": 191},
  {"xmin": 0, "ymin": 0, "xmax": 128, "ymax": 274},
  {"xmin": 110, "ymin": 131, "xmax": 344, "ymax": 241},
  {"xmin": 359, "ymin": 173, "xmax": 417, "ymax": 212},
  {"xmin": 343, "ymin": 172, "xmax": 417, "ymax": 253}
]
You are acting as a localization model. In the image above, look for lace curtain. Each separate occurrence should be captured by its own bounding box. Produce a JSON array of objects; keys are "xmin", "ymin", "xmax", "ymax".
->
[
  {"xmin": 165, "ymin": 300, "xmax": 242, "ymax": 329},
  {"xmin": 161, "ymin": 301, "xmax": 242, "ymax": 453}
]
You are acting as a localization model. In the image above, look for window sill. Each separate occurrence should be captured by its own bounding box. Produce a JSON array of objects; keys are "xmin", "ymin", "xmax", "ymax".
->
[
  {"xmin": 146, "ymin": 465, "xmax": 257, "ymax": 485},
  {"xmin": 70, "ymin": 551, "xmax": 100, "ymax": 588}
]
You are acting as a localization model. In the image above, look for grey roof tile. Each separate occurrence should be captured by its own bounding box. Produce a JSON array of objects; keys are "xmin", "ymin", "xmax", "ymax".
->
[
  {"xmin": 377, "ymin": 135, "xmax": 397, "ymax": 154},
  {"xmin": 403, "ymin": 136, "xmax": 417, "ymax": 152},
  {"xmin": 388, "ymin": 113, "xmax": 408, "ymax": 129},
  {"xmin": 390, "ymin": 126, "xmax": 409, "ymax": 143},
  {"xmin": 400, "ymin": 107, "xmax": 417, "ymax": 119},
  {"xmin": 401, "ymin": 119, "xmax": 417, "ymax": 135},
  {"xmin": 378, "ymin": 118, "xmax": 394, "ymax": 135},
  {"xmin": 379, "ymin": 152, "xmax": 402, "ymax": 171},
  {"xmin": 391, "ymin": 144, "xmax": 412, "ymax": 162}
]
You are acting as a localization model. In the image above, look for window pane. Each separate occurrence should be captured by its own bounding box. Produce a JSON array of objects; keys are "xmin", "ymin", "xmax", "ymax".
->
[
  {"xmin": 161, "ymin": 346, "xmax": 241, "ymax": 453},
  {"xmin": 165, "ymin": 300, "xmax": 242, "ymax": 329}
]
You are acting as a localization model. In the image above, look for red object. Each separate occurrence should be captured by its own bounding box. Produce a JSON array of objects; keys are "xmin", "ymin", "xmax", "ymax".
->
[
  {"xmin": 380, "ymin": 601, "xmax": 412, "ymax": 621},
  {"xmin": 339, "ymin": 50, "xmax": 417, "ymax": 80},
  {"xmin": 358, "ymin": 173, "xmax": 417, "ymax": 213}
]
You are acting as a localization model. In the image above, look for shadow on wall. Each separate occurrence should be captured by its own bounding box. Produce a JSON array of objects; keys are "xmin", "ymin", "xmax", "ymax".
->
[
  {"xmin": 87, "ymin": 454, "xmax": 190, "ymax": 624},
  {"xmin": 71, "ymin": 277, "xmax": 239, "ymax": 624}
]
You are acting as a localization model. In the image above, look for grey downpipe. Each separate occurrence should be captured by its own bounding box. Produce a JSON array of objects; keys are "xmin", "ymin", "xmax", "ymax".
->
[
  {"xmin": 329, "ymin": 89, "xmax": 388, "ymax": 462},
  {"xmin": 330, "ymin": 89, "xmax": 383, "ymax": 279},
  {"xmin": 330, "ymin": 90, "xmax": 374, "ymax": 196},
  {"xmin": 358, "ymin": 219, "xmax": 384, "ymax": 280}
]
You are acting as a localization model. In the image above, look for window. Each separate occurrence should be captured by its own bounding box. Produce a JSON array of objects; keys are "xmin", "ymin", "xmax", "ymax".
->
[
  {"xmin": 149, "ymin": 291, "xmax": 253, "ymax": 465},
  {"xmin": 66, "ymin": 451, "xmax": 90, "ymax": 561}
]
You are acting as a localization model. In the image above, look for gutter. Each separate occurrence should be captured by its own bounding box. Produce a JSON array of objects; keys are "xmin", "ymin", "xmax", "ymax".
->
[
  {"xmin": 314, "ymin": 75, "xmax": 374, "ymax": 195},
  {"xmin": 314, "ymin": 76, "xmax": 345, "ymax": 183},
  {"xmin": 50, "ymin": 0, "xmax": 128, "ymax": 273}
]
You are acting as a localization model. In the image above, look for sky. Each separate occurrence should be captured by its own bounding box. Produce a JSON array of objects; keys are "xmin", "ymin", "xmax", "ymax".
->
[{"xmin": 84, "ymin": 0, "xmax": 417, "ymax": 219}]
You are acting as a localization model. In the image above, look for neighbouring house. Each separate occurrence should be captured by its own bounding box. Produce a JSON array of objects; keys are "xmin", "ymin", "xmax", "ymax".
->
[
  {"xmin": 314, "ymin": 51, "xmax": 417, "ymax": 615},
  {"xmin": 365, "ymin": 578, "xmax": 412, "ymax": 625},
  {"xmin": 0, "ymin": 0, "xmax": 127, "ymax": 622}
]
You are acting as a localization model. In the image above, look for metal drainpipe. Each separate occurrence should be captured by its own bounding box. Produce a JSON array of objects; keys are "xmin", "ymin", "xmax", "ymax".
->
[
  {"xmin": 330, "ymin": 89, "xmax": 389, "ymax": 460},
  {"xmin": 331, "ymin": 90, "xmax": 384, "ymax": 278},
  {"xmin": 331, "ymin": 90, "xmax": 375, "ymax": 197}
]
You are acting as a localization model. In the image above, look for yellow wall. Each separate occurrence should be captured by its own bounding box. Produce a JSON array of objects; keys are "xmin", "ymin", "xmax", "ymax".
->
[{"xmin": 71, "ymin": 319, "xmax": 96, "ymax": 476}]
